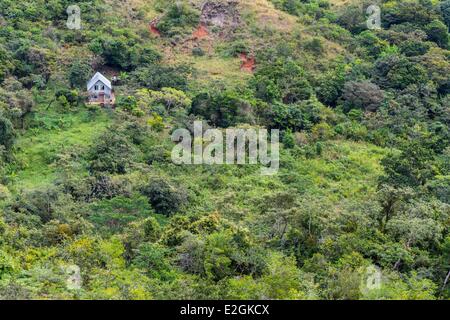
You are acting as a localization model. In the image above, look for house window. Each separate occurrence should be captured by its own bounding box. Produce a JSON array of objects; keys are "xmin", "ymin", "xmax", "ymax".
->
[
  {"xmin": 94, "ymin": 85, "xmax": 98, "ymax": 91},
  {"xmin": 101, "ymin": 85, "xmax": 105, "ymax": 91}
]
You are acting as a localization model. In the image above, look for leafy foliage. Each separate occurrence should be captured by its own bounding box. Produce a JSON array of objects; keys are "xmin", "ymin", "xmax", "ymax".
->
[{"xmin": 0, "ymin": 0, "xmax": 448, "ymax": 300}]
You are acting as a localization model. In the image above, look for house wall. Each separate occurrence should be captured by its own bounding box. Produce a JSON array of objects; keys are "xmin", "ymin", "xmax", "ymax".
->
[{"xmin": 90, "ymin": 80, "xmax": 111, "ymax": 97}]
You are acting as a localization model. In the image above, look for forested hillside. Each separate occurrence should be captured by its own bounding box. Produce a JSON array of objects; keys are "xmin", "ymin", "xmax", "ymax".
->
[{"xmin": 0, "ymin": 0, "xmax": 449, "ymax": 299}]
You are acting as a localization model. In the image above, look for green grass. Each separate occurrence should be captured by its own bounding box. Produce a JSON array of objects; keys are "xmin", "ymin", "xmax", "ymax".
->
[
  {"xmin": 9, "ymin": 108, "xmax": 112, "ymax": 190},
  {"xmin": 189, "ymin": 55, "xmax": 252, "ymax": 90},
  {"xmin": 150, "ymin": 139, "xmax": 387, "ymax": 220},
  {"xmin": 293, "ymin": 140, "xmax": 387, "ymax": 199}
]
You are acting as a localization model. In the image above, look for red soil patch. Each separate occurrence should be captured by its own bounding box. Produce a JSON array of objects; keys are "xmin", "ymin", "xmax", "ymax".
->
[
  {"xmin": 149, "ymin": 20, "xmax": 161, "ymax": 37},
  {"xmin": 240, "ymin": 53, "xmax": 256, "ymax": 72},
  {"xmin": 193, "ymin": 24, "xmax": 209, "ymax": 39}
]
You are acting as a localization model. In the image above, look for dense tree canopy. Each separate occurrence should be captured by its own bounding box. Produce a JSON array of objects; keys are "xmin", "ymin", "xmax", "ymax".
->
[{"xmin": 0, "ymin": 0, "xmax": 448, "ymax": 300}]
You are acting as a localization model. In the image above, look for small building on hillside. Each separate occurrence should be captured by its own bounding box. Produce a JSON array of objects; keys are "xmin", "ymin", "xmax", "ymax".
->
[{"xmin": 87, "ymin": 72, "xmax": 115, "ymax": 106}]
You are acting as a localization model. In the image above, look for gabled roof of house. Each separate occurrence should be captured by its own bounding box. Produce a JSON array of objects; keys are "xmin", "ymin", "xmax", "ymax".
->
[{"xmin": 87, "ymin": 72, "xmax": 112, "ymax": 91}]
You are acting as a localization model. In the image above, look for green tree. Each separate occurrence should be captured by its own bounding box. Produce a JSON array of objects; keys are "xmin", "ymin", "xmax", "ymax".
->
[
  {"xmin": 157, "ymin": 1, "xmax": 200, "ymax": 38},
  {"xmin": 442, "ymin": 0, "xmax": 450, "ymax": 29},
  {"xmin": 133, "ymin": 243, "xmax": 175, "ymax": 280},
  {"xmin": 380, "ymin": 133, "xmax": 437, "ymax": 187},
  {"xmin": 374, "ymin": 55, "xmax": 428, "ymax": 90},
  {"xmin": 68, "ymin": 60, "xmax": 92, "ymax": 89},
  {"xmin": 140, "ymin": 177, "xmax": 188, "ymax": 215},
  {"xmin": 0, "ymin": 115, "xmax": 15, "ymax": 155},
  {"xmin": 252, "ymin": 59, "xmax": 312, "ymax": 104},
  {"xmin": 88, "ymin": 129, "xmax": 139, "ymax": 174},
  {"xmin": 341, "ymin": 81, "xmax": 384, "ymax": 112},
  {"xmin": 425, "ymin": 19, "xmax": 449, "ymax": 48}
]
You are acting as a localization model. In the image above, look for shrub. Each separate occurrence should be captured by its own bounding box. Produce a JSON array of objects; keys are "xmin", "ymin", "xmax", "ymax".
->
[
  {"xmin": 425, "ymin": 20, "xmax": 449, "ymax": 48},
  {"xmin": 191, "ymin": 91, "xmax": 255, "ymax": 128},
  {"xmin": 399, "ymin": 40, "xmax": 431, "ymax": 57},
  {"xmin": 88, "ymin": 130, "xmax": 139, "ymax": 174},
  {"xmin": 383, "ymin": 0, "xmax": 437, "ymax": 27},
  {"xmin": 442, "ymin": 0, "xmax": 450, "ymax": 29},
  {"xmin": 252, "ymin": 60, "xmax": 313, "ymax": 104},
  {"xmin": 270, "ymin": 102, "xmax": 304, "ymax": 131},
  {"xmin": 141, "ymin": 177, "xmax": 188, "ymax": 215},
  {"xmin": 192, "ymin": 47, "xmax": 205, "ymax": 57},
  {"xmin": 336, "ymin": 5, "xmax": 366, "ymax": 33},
  {"xmin": 157, "ymin": 2, "xmax": 200, "ymax": 38},
  {"xmin": 0, "ymin": 115, "xmax": 15, "ymax": 155},
  {"xmin": 68, "ymin": 60, "xmax": 92, "ymax": 89},
  {"xmin": 314, "ymin": 63, "xmax": 346, "ymax": 107},
  {"xmin": 89, "ymin": 37, "xmax": 161, "ymax": 71},
  {"xmin": 305, "ymin": 38, "xmax": 325, "ymax": 55},
  {"xmin": 145, "ymin": 113, "xmax": 163, "ymax": 132},
  {"xmin": 355, "ymin": 31, "xmax": 389, "ymax": 59},
  {"xmin": 132, "ymin": 64, "xmax": 191, "ymax": 90},
  {"xmin": 334, "ymin": 121, "xmax": 368, "ymax": 141},
  {"xmin": 88, "ymin": 195, "xmax": 153, "ymax": 234},
  {"xmin": 220, "ymin": 40, "xmax": 250, "ymax": 58},
  {"xmin": 116, "ymin": 95, "xmax": 143, "ymax": 116},
  {"xmin": 133, "ymin": 243, "xmax": 175, "ymax": 280},
  {"xmin": 311, "ymin": 122, "xmax": 334, "ymax": 140},
  {"xmin": 341, "ymin": 81, "xmax": 384, "ymax": 112},
  {"xmin": 138, "ymin": 87, "xmax": 192, "ymax": 113},
  {"xmin": 142, "ymin": 217, "xmax": 162, "ymax": 242},
  {"xmin": 373, "ymin": 55, "xmax": 428, "ymax": 90}
]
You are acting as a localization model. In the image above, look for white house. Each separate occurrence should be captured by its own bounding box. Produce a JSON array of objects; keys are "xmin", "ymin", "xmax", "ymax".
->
[{"xmin": 87, "ymin": 72, "xmax": 115, "ymax": 105}]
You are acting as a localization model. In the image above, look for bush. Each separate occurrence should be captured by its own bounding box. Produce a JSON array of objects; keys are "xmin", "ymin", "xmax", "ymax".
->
[
  {"xmin": 336, "ymin": 5, "xmax": 366, "ymax": 34},
  {"xmin": 141, "ymin": 177, "xmax": 188, "ymax": 215},
  {"xmin": 314, "ymin": 63, "xmax": 346, "ymax": 107},
  {"xmin": 252, "ymin": 59, "xmax": 312, "ymax": 104},
  {"xmin": 89, "ymin": 37, "xmax": 161, "ymax": 71},
  {"xmin": 425, "ymin": 20, "xmax": 449, "ymax": 48},
  {"xmin": 399, "ymin": 40, "xmax": 431, "ymax": 57},
  {"xmin": 88, "ymin": 129, "xmax": 139, "ymax": 174},
  {"xmin": 137, "ymin": 87, "xmax": 192, "ymax": 114},
  {"xmin": 191, "ymin": 91, "xmax": 255, "ymax": 128},
  {"xmin": 373, "ymin": 55, "xmax": 428, "ymax": 90},
  {"xmin": 88, "ymin": 195, "xmax": 154, "ymax": 234},
  {"xmin": 68, "ymin": 60, "xmax": 92, "ymax": 89},
  {"xmin": 305, "ymin": 38, "xmax": 325, "ymax": 55},
  {"xmin": 270, "ymin": 102, "xmax": 304, "ymax": 131},
  {"xmin": 132, "ymin": 64, "xmax": 191, "ymax": 90},
  {"xmin": 157, "ymin": 2, "xmax": 200, "ymax": 38},
  {"xmin": 341, "ymin": 81, "xmax": 384, "ymax": 112},
  {"xmin": 383, "ymin": 0, "xmax": 437, "ymax": 27},
  {"xmin": 442, "ymin": 0, "xmax": 450, "ymax": 29},
  {"xmin": 355, "ymin": 31, "xmax": 389, "ymax": 59},
  {"xmin": 116, "ymin": 96, "xmax": 143, "ymax": 116},
  {"xmin": 0, "ymin": 45, "xmax": 14, "ymax": 83},
  {"xmin": 0, "ymin": 115, "xmax": 15, "ymax": 155},
  {"xmin": 334, "ymin": 121, "xmax": 368, "ymax": 141},
  {"xmin": 133, "ymin": 243, "xmax": 175, "ymax": 280},
  {"xmin": 220, "ymin": 40, "xmax": 250, "ymax": 58},
  {"xmin": 311, "ymin": 122, "xmax": 334, "ymax": 140},
  {"xmin": 192, "ymin": 47, "xmax": 205, "ymax": 57}
]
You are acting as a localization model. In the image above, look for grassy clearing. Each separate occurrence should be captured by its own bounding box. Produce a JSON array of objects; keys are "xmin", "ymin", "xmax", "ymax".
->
[
  {"xmin": 294, "ymin": 140, "xmax": 386, "ymax": 199},
  {"xmin": 189, "ymin": 55, "xmax": 252, "ymax": 90},
  {"xmin": 10, "ymin": 108, "xmax": 112, "ymax": 190},
  {"xmin": 150, "ymin": 139, "xmax": 387, "ymax": 219},
  {"xmin": 240, "ymin": 0, "xmax": 299, "ymax": 33}
]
